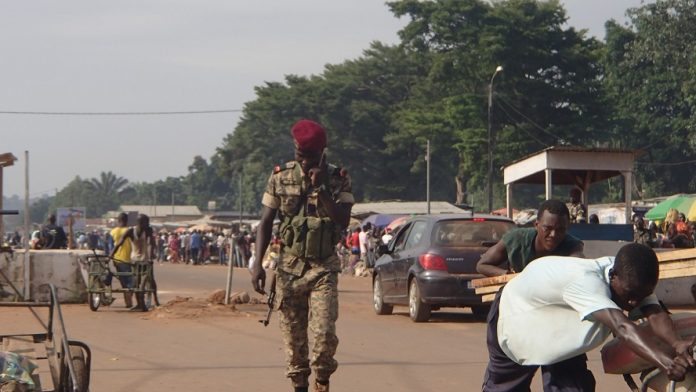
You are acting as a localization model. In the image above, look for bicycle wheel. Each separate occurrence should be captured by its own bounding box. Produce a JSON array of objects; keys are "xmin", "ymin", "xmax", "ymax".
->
[
  {"xmin": 141, "ymin": 275, "xmax": 154, "ymax": 310},
  {"xmin": 87, "ymin": 275, "xmax": 103, "ymax": 312}
]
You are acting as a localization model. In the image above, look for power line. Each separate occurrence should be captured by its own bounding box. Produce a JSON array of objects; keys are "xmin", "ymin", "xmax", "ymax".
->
[
  {"xmin": 0, "ymin": 109, "xmax": 242, "ymax": 116},
  {"xmin": 495, "ymin": 102, "xmax": 551, "ymax": 147},
  {"xmin": 496, "ymin": 96, "xmax": 563, "ymax": 142}
]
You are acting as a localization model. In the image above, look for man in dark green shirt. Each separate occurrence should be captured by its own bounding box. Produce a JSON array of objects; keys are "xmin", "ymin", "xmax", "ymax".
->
[{"xmin": 477, "ymin": 199, "xmax": 584, "ymax": 276}]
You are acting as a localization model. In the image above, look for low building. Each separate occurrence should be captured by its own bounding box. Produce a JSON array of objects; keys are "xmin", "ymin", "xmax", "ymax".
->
[
  {"xmin": 113, "ymin": 205, "xmax": 203, "ymax": 224},
  {"xmin": 351, "ymin": 201, "xmax": 468, "ymax": 220}
]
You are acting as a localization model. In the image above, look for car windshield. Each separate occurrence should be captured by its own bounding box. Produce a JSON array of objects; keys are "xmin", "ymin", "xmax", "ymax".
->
[{"xmin": 432, "ymin": 219, "xmax": 514, "ymax": 247}]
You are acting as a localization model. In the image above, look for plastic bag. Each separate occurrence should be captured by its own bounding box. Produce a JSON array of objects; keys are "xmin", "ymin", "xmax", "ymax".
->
[{"xmin": 0, "ymin": 351, "xmax": 38, "ymax": 389}]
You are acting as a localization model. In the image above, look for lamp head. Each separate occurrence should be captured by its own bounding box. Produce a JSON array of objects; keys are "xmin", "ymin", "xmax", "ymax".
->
[{"xmin": 495, "ymin": 65, "xmax": 503, "ymax": 73}]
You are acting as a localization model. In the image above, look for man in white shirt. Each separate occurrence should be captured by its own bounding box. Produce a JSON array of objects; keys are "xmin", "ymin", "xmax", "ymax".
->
[
  {"xmin": 381, "ymin": 227, "xmax": 393, "ymax": 245},
  {"xmin": 358, "ymin": 225, "xmax": 368, "ymax": 261},
  {"xmin": 482, "ymin": 243, "xmax": 695, "ymax": 392}
]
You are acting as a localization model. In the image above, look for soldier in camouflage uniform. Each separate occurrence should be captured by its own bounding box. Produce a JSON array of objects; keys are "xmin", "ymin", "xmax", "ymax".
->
[
  {"xmin": 567, "ymin": 188, "xmax": 587, "ymax": 224},
  {"xmin": 252, "ymin": 119, "xmax": 354, "ymax": 392}
]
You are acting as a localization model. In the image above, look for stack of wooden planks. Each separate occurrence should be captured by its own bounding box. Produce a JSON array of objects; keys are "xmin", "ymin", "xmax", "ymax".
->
[
  {"xmin": 472, "ymin": 274, "xmax": 518, "ymax": 304},
  {"xmin": 656, "ymin": 248, "xmax": 696, "ymax": 279},
  {"xmin": 471, "ymin": 248, "xmax": 696, "ymax": 303}
]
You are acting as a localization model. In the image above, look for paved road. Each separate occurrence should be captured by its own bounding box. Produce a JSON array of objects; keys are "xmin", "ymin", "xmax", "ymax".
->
[{"xmin": 2, "ymin": 263, "xmax": 631, "ymax": 391}]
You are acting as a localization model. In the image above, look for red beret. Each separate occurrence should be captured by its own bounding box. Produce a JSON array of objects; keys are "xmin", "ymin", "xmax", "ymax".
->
[{"xmin": 291, "ymin": 119, "xmax": 326, "ymax": 152}]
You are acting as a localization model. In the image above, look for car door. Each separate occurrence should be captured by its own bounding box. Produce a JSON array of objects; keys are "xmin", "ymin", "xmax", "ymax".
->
[
  {"xmin": 379, "ymin": 223, "xmax": 412, "ymax": 299},
  {"xmin": 394, "ymin": 220, "xmax": 429, "ymax": 299}
]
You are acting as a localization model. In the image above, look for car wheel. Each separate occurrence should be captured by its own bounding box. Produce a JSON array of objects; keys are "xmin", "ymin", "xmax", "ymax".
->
[
  {"xmin": 408, "ymin": 279, "xmax": 431, "ymax": 322},
  {"xmin": 471, "ymin": 305, "xmax": 491, "ymax": 320},
  {"xmin": 373, "ymin": 276, "xmax": 393, "ymax": 315}
]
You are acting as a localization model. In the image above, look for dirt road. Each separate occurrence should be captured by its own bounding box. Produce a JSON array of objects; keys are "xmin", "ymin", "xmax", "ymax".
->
[{"xmin": 2, "ymin": 263, "xmax": 632, "ymax": 391}]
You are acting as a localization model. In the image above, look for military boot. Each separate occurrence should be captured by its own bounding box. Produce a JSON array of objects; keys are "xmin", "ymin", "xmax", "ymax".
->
[{"xmin": 313, "ymin": 379, "xmax": 329, "ymax": 392}]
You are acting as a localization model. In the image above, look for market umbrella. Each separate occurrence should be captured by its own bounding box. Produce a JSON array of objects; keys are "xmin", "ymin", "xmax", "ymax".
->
[
  {"xmin": 385, "ymin": 216, "xmax": 410, "ymax": 232},
  {"xmin": 491, "ymin": 208, "xmax": 519, "ymax": 217},
  {"xmin": 361, "ymin": 214, "xmax": 402, "ymax": 228},
  {"xmin": 644, "ymin": 194, "xmax": 696, "ymax": 221}
]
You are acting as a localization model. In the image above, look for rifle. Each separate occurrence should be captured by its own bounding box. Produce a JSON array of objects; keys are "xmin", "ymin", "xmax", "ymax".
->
[{"xmin": 259, "ymin": 271, "xmax": 276, "ymax": 327}]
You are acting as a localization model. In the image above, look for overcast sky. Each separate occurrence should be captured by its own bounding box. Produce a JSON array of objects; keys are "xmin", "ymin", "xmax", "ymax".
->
[{"xmin": 1, "ymin": 0, "xmax": 648, "ymax": 198}]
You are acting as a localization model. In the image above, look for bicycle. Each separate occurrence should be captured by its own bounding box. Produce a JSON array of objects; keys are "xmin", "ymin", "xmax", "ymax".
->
[{"xmin": 85, "ymin": 250, "xmax": 159, "ymax": 311}]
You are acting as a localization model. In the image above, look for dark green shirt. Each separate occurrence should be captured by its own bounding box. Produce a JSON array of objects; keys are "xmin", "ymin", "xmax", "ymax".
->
[{"xmin": 502, "ymin": 227, "xmax": 583, "ymax": 273}]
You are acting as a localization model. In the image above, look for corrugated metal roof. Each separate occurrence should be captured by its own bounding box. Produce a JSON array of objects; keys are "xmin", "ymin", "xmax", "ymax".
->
[
  {"xmin": 504, "ymin": 145, "xmax": 641, "ymax": 168},
  {"xmin": 351, "ymin": 201, "xmax": 467, "ymax": 218},
  {"xmin": 119, "ymin": 205, "xmax": 202, "ymax": 217}
]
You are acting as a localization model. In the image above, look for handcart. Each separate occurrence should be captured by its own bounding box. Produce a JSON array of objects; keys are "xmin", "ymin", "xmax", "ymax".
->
[
  {"xmin": 0, "ymin": 283, "xmax": 91, "ymax": 391},
  {"xmin": 84, "ymin": 251, "xmax": 157, "ymax": 311},
  {"xmin": 602, "ymin": 312, "xmax": 696, "ymax": 392}
]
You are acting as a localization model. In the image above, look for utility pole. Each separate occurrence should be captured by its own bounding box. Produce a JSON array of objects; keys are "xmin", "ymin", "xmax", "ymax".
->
[
  {"xmin": 24, "ymin": 151, "xmax": 30, "ymax": 299},
  {"xmin": 426, "ymin": 140, "xmax": 431, "ymax": 214},
  {"xmin": 487, "ymin": 65, "xmax": 503, "ymax": 213},
  {"xmin": 239, "ymin": 167, "xmax": 243, "ymax": 229}
]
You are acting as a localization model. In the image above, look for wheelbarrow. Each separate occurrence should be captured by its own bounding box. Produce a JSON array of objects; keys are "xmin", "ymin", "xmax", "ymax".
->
[
  {"xmin": 0, "ymin": 284, "xmax": 91, "ymax": 391},
  {"xmin": 602, "ymin": 312, "xmax": 696, "ymax": 392}
]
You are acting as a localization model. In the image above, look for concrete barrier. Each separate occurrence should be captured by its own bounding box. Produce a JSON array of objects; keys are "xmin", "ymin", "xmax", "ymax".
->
[{"xmin": 0, "ymin": 249, "xmax": 94, "ymax": 303}]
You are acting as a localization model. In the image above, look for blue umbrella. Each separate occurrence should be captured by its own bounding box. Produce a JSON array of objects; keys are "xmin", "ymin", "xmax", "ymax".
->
[{"xmin": 361, "ymin": 214, "xmax": 402, "ymax": 228}]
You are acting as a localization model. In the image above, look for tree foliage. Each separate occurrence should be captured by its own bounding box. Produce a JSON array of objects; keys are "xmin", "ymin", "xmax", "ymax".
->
[{"xmin": 602, "ymin": 0, "xmax": 696, "ymax": 195}]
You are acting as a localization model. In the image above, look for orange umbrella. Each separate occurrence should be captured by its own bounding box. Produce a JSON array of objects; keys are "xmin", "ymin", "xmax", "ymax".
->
[
  {"xmin": 386, "ymin": 216, "xmax": 409, "ymax": 232},
  {"xmin": 491, "ymin": 207, "xmax": 519, "ymax": 217}
]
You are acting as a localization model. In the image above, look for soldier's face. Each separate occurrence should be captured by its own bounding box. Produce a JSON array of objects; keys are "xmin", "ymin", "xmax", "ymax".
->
[{"xmin": 294, "ymin": 148, "xmax": 321, "ymax": 173}]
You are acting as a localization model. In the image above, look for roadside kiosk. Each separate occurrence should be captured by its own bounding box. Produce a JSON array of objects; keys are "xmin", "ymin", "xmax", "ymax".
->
[{"xmin": 502, "ymin": 146, "xmax": 638, "ymax": 224}]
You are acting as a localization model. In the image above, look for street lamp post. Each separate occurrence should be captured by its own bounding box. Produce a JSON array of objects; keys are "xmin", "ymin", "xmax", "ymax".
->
[{"xmin": 487, "ymin": 65, "xmax": 503, "ymax": 213}]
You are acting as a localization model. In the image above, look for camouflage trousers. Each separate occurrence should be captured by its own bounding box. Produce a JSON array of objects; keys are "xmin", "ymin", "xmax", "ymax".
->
[{"xmin": 277, "ymin": 267, "xmax": 339, "ymax": 388}]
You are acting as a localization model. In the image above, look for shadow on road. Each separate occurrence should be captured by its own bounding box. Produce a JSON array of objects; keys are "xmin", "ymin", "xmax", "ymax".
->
[{"xmin": 392, "ymin": 311, "xmax": 486, "ymax": 324}]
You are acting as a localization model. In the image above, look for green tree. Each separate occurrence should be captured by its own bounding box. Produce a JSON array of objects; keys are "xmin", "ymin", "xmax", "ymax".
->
[
  {"xmin": 602, "ymin": 0, "xmax": 696, "ymax": 196},
  {"xmin": 389, "ymin": 0, "xmax": 608, "ymax": 209},
  {"xmin": 84, "ymin": 171, "xmax": 131, "ymax": 217}
]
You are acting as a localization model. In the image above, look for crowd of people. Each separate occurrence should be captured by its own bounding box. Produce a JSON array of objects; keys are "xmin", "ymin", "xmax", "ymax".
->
[
  {"xmin": 11, "ymin": 212, "xmax": 258, "ymax": 268},
  {"xmin": 633, "ymin": 208, "xmax": 696, "ymax": 249},
  {"xmin": 337, "ymin": 222, "xmax": 393, "ymax": 273}
]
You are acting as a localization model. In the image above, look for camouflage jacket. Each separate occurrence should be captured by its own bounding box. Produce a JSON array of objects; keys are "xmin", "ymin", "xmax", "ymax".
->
[
  {"xmin": 567, "ymin": 202, "xmax": 587, "ymax": 224},
  {"xmin": 261, "ymin": 161, "xmax": 354, "ymax": 275}
]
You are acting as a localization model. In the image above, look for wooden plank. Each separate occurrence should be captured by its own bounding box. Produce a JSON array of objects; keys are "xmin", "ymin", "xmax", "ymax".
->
[
  {"xmin": 659, "ymin": 266, "xmax": 696, "ymax": 280},
  {"xmin": 471, "ymin": 273, "xmax": 518, "ymax": 288},
  {"xmin": 481, "ymin": 293, "xmax": 497, "ymax": 303},
  {"xmin": 475, "ymin": 284, "xmax": 505, "ymax": 295},
  {"xmin": 657, "ymin": 248, "xmax": 696, "ymax": 263},
  {"xmin": 2, "ymin": 336, "xmax": 36, "ymax": 359},
  {"xmin": 659, "ymin": 260, "xmax": 696, "ymax": 271}
]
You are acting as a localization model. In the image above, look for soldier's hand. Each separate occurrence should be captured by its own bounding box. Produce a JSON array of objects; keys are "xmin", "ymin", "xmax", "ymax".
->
[
  {"xmin": 308, "ymin": 151, "xmax": 327, "ymax": 187},
  {"xmin": 251, "ymin": 267, "xmax": 266, "ymax": 295}
]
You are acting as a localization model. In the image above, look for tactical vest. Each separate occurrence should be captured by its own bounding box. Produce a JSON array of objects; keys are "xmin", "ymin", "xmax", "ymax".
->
[{"xmin": 279, "ymin": 163, "xmax": 341, "ymax": 260}]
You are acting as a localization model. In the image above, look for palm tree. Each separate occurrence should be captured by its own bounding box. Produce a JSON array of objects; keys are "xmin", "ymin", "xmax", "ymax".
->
[
  {"xmin": 85, "ymin": 171, "xmax": 130, "ymax": 196},
  {"xmin": 83, "ymin": 172, "xmax": 132, "ymax": 216}
]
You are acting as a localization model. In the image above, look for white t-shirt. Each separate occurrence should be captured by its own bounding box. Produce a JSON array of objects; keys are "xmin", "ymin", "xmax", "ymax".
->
[
  {"xmin": 381, "ymin": 233, "xmax": 393, "ymax": 245},
  {"xmin": 358, "ymin": 231, "xmax": 368, "ymax": 254},
  {"xmin": 497, "ymin": 256, "xmax": 659, "ymax": 366}
]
